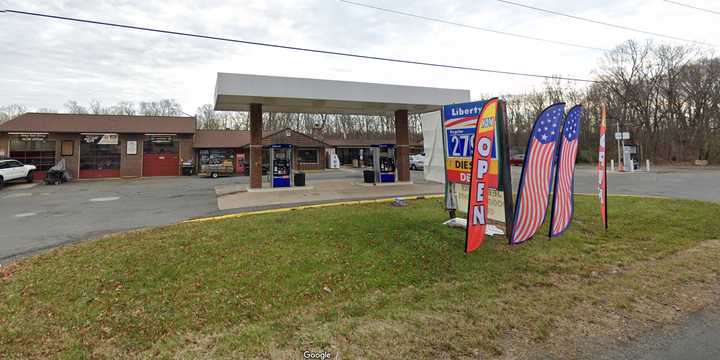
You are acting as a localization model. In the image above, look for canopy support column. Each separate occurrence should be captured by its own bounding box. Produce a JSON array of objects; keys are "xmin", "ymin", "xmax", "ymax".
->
[
  {"xmin": 249, "ymin": 103, "xmax": 263, "ymax": 189},
  {"xmin": 395, "ymin": 109, "xmax": 410, "ymax": 182}
]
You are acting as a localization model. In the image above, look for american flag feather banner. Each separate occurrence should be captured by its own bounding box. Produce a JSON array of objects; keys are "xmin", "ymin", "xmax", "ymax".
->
[
  {"xmin": 510, "ymin": 102, "xmax": 566, "ymax": 245},
  {"xmin": 549, "ymin": 105, "xmax": 583, "ymax": 237}
]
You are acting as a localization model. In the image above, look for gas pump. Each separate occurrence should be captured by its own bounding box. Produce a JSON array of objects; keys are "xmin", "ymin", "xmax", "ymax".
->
[
  {"xmin": 371, "ymin": 144, "xmax": 396, "ymax": 183},
  {"xmin": 267, "ymin": 144, "xmax": 292, "ymax": 187}
]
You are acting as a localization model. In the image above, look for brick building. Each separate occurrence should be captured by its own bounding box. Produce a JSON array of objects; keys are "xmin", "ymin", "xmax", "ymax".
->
[
  {"xmin": 0, "ymin": 114, "xmax": 332, "ymax": 180},
  {"xmin": 0, "ymin": 113, "xmax": 195, "ymax": 179}
]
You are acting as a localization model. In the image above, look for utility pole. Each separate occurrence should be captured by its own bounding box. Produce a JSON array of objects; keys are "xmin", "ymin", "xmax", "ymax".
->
[{"xmin": 616, "ymin": 121, "xmax": 623, "ymax": 170}]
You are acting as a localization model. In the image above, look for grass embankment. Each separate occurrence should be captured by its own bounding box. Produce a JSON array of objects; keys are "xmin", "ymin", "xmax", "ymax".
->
[{"xmin": 1, "ymin": 196, "xmax": 719, "ymax": 359}]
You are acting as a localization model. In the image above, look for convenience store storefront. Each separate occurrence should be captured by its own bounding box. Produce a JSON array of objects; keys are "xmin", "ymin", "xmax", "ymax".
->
[{"xmin": 0, "ymin": 113, "xmax": 196, "ymax": 179}]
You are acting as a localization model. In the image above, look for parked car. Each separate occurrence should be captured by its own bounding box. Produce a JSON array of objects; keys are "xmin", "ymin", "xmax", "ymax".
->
[
  {"xmin": 510, "ymin": 154, "xmax": 525, "ymax": 166},
  {"xmin": 409, "ymin": 154, "xmax": 425, "ymax": 170},
  {"xmin": 0, "ymin": 159, "xmax": 36, "ymax": 189}
]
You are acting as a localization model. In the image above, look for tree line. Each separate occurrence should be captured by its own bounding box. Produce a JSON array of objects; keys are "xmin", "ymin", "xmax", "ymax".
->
[
  {"xmin": 2, "ymin": 40, "xmax": 718, "ymax": 163},
  {"xmin": 504, "ymin": 40, "xmax": 720, "ymax": 164}
]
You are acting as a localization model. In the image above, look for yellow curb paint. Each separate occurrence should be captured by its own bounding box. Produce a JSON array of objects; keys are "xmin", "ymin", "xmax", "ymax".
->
[{"xmin": 184, "ymin": 194, "xmax": 444, "ymax": 224}]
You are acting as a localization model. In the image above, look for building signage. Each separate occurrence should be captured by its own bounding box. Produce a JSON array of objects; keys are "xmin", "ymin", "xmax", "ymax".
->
[
  {"xmin": 150, "ymin": 135, "xmax": 174, "ymax": 144},
  {"xmin": 15, "ymin": 133, "xmax": 48, "ymax": 141},
  {"xmin": 127, "ymin": 140, "xmax": 138, "ymax": 155},
  {"xmin": 83, "ymin": 134, "xmax": 119, "ymax": 145},
  {"xmin": 442, "ymin": 100, "xmax": 499, "ymax": 186}
]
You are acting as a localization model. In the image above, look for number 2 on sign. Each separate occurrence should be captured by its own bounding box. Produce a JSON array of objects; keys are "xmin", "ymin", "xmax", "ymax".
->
[{"xmin": 450, "ymin": 134, "xmax": 475, "ymax": 157}]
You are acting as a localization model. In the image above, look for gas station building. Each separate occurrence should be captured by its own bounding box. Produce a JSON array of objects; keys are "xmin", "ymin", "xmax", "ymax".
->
[
  {"xmin": 0, "ymin": 73, "xmax": 469, "ymax": 183},
  {"xmin": 213, "ymin": 73, "xmax": 470, "ymax": 189}
]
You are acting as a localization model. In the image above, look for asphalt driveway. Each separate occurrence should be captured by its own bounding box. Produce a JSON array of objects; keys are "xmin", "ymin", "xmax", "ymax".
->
[
  {"xmin": 0, "ymin": 169, "xmax": 395, "ymax": 263},
  {"xmin": 0, "ymin": 176, "xmax": 228, "ymax": 263}
]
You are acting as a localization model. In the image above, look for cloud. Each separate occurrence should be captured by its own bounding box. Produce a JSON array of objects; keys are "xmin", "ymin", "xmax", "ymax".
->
[{"xmin": 1, "ymin": 0, "xmax": 718, "ymax": 113}]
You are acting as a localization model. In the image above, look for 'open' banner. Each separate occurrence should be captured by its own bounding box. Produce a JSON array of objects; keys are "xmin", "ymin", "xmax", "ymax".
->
[{"xmin": 465, "ymin": 98, "xmax": 498, "ymax": 253}]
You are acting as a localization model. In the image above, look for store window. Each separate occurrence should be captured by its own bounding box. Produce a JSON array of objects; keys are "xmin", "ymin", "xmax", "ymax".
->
[
  {"xmin": 80, "ymin": 135, "xmax": 121, "ymax": 171},
  {"xmin": 143, "ymin": 136, "xmax": 178, "ymax": 154},
  {"xmin": 199, "ymin": 149, "xmax": 234, "ymax": 166},
  {"xmin": 10, "ymin": 138, "xmax": 57, "ymax": 171},
  {"xmin": 297, "ymin": 148, "xmax": 319, "ymax": 164}
]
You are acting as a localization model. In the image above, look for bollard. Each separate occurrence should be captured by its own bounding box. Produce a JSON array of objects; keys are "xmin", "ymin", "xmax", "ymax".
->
[
  {"xmin": 646, "ymin": 159, "xmax": 650, "ymax": 172},
  {"xmin": 610, "ymin": 159, "xmax": 615, "ymax": 172}
]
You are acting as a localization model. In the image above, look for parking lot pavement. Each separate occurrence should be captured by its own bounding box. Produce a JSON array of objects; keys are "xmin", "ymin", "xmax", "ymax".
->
[
  {"xmin": 511, "ymin": 165, "xmax": 720, "ymax": 202},
  {"xmin": 583, "ymin": 305, "xmax": 720, "ymax": 360},
  {"xmin": 0, "ymin": 169, "xmax": 426, "ymax": 263},
  {"xmin": 0, "ymin": 176, "xmax": 237, "ymax": 264}
]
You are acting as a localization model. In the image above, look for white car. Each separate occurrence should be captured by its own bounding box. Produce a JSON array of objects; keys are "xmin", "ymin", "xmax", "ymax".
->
[
  {"xmin": 409, "ymin": 154, "xmax": 425, "ymax": 170},
  {"xmin": 0, "ymin": 159, "xmax": 36, "ymax": 189}
]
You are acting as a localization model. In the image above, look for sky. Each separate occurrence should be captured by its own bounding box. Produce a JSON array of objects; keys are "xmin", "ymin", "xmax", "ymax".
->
[{"xmin": 1, "ymin": 0, "xmax": 719, "ymax": 114}]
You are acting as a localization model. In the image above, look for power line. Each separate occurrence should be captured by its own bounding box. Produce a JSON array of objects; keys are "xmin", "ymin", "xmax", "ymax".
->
[
  {"xmin": 2, "ymin": 8, "xmax": 598, "ymax": 83},
  {"xmin": 496, "ymin": 0, "xmax": 716, "ymax": 47},
  {"xmin": 339, "ymin": 0, "xmax": 608, "ymax": 52},
  {"xmin": 664, "ymin": 0, "xmax": 720, "ymax": 16}
]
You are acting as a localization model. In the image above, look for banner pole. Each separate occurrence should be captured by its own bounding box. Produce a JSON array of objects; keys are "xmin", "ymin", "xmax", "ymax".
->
[
  {"xmin": 499, "ymin": 100, "xmax": 515, "ymax": 243},
  {"xmin": 440, "ymin": 109, "xmax": 456, "ymax": 219}
]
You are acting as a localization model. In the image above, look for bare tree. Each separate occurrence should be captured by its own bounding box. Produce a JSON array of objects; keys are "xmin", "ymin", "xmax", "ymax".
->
[
  {"xmin": 64, "ymin": 100, "xmax": 88, "ymax": 114},
  {"xmin": 0, "ymin": 104, "xmax": 27, "ymax": 124},
  {"xmin": 139, "ymin": 99, "xmax": 183, "ymax": 116}
]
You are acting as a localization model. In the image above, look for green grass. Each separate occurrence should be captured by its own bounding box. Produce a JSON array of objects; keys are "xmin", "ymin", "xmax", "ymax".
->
[{"xmin": 1, "ymin": 195, "xmax": 719, "ymax": 359}]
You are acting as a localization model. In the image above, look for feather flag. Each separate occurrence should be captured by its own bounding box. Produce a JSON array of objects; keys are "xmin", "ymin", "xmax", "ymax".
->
[
  {"xmin": 510, "ymin": 103, "xmax": 566, "ymax": 245},
  {"xmin": 465, "ymin": 98, "xmax": 498, "ymax": 253},
  {"xmin": 549, "ymin": 105, "xmax": 583, "ymax": 237},
  {"xmin": 598, "ymin": 105, "xmax": 608, "ymax": 228}
]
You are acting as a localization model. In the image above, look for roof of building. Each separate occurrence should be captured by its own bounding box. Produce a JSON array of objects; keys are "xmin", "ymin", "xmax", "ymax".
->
[
  {"xmin": 194, "ymin": 130, "xmax": 424, "ymax": 149},
  {"xmin": 193, "ymin": 128, "xmax": 330, "ymax": 149},
  {"xmin": 0, "ymin": 113, "xmax": 196, "ymax": 134},
  {"xmin": 324, "ymin": 136, "xmax": 424, "ymax": 147},
  {"xmin": 193, "ymin": 129, "xmax": 252, "ymax": 149}
]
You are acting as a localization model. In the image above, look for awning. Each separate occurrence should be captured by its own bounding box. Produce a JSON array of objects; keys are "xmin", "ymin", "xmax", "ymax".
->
[{"xmin": 214, "ymin": 73, "xmax": 471, "ymax": 115}]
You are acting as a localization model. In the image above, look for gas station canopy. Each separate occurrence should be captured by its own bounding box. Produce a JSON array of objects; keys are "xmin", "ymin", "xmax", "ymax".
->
[{"xmin": 213, "ymin": 73, "xmax": 471, "ymax": 115}]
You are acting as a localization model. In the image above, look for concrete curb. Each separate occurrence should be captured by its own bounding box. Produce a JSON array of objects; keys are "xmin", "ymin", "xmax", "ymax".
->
[{"xmin": 184, "ymin": 194, "xmax": 444, "ymax": 224}]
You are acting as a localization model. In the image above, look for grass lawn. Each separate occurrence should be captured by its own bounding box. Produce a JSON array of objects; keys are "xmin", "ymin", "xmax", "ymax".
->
[{"xmin": 1, "ymin": 195, "xmax": 719, "ymax": 359}]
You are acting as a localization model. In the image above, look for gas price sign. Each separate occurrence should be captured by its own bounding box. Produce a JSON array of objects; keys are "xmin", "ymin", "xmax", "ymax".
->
[{"xmin": 442, "ymin": 100, "xmax": 499, "ymax": 186}]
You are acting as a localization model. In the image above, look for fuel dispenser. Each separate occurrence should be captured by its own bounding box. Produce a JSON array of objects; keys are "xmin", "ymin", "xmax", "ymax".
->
[
  {"xmin": 371, "ymin": 144, "xmax": 396, "ymax": 183},
  {"xmin": 267, "ymin": 144, "xmax": 293, "ymax": 187}
]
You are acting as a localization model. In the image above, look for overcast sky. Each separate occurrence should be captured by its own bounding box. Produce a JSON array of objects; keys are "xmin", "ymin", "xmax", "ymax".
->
[{"xmin": 1, "ymin": 0, "xmax": 718, "ymax": 114}]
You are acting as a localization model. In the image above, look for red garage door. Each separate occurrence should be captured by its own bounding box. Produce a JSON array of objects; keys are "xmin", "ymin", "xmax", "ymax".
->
[
  {"xmin": 143, "ymin": 154, "xmax": 179, "ymax": 176},
  {"xmin": 143, "ymin": 136, "xmax": 179, "ymax": 176}
]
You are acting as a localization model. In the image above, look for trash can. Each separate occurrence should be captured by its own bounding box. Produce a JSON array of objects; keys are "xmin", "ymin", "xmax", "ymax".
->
[
  {"xmin": 181, "ymin": 161, "xmax": 194, "ymax": 176},
  {"xmin": 294, "ymin": 172, "xmax": 306, "ymax": 187},
  {"xmin": 363, "ymin": 170, "xmax": 375, "ymax": 183}
]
